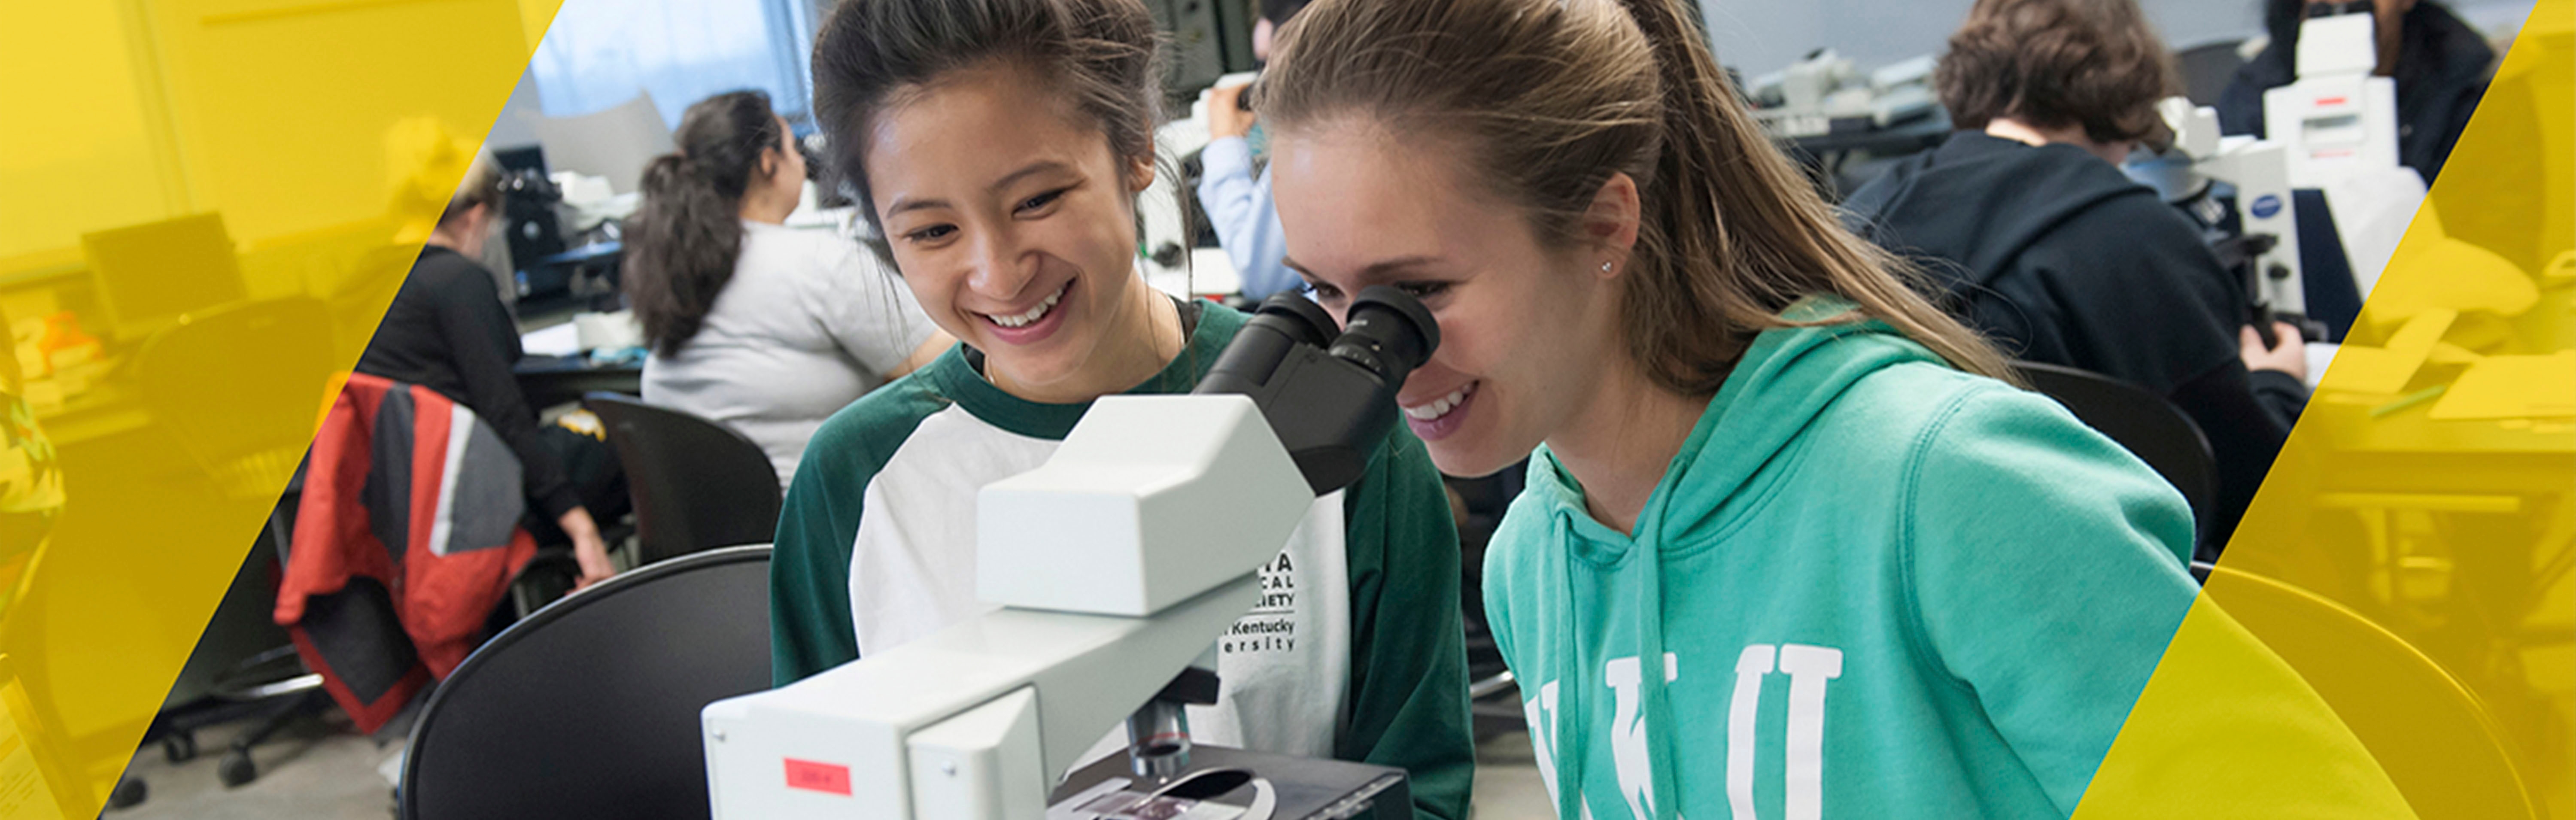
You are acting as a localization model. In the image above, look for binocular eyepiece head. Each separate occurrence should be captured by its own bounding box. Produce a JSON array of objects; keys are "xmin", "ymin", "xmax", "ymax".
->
[
  {"xmin": 1199, "ymin": 286, "xmax": 1442, "ymax": 495},
  {"xmin": 1242, "ymin": 285, "xmax": 1439, "ymax": 385}
]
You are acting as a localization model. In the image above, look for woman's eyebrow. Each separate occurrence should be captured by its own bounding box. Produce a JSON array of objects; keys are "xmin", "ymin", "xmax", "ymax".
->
[
  {"xmin": 883, "ymin": 160, "xmax": 1078, "ymax": 217},
  {"xmin": 987, "ymin": 160, "xmax": 1076, "ymax": 194},
  {"xmin": 884, "ymin": 195, "xmax": 948, "ymax": 217},
  {"xmin": 1279, "ymin": 254, "xmax": 1442, "ymax": 283}
]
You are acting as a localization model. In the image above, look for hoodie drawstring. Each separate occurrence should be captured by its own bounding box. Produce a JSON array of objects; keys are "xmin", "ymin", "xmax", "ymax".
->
[{"xmin": 1549, "ymin": 508, "xmax": 1590, "ymax": 820}]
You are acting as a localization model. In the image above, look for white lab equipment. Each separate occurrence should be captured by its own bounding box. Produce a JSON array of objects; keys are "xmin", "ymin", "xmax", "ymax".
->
[
  {"xmin": 2264, "ymin": 9, "xmax": 2403, "ymax": 189},
  {"xmin": 701, "ymin": 290, "xmax": 1440, "ymax": 820},
  {"xmin": 2150, "ymin": 97, "xmax": 2309, "ymax": 316},
  {"xmin": 1748, "ymin": 50, "xmax": 1938, "ymax": 138}
]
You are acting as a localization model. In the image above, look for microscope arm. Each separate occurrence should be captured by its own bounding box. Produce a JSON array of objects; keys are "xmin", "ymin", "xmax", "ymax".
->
[
  {"xmin": 703, "ymin": 289, "xmax": 1436, "ymax": 820},
  {"xmin": 703, "ymin": 395, "xmax": 1318, "ymax": 820},
  {"xmin": 702, "ymin": 573, "xmax": 1269, "ymax": 819}
]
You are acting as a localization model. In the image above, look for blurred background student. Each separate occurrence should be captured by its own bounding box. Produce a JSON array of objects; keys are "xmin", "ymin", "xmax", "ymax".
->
[
  {"xmin": 1842, "ymin": 0, "xmax": 2307, "ymax": 551},
  {"xmin": 358, "ymin": 144, "xmax": 625, "ymax": 588},
  {"xmin": 626, "ymin": 90, "xmax": 949, "ymax": 489},
  {"xmin": 1196, "ymin": 0, "xmax": 1313, "ymax": 301}
]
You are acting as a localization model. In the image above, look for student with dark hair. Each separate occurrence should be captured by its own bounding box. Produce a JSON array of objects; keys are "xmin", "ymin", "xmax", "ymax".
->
[
  {"xmin": 771, "ymin": 0, "xmax": 1472, "ymax": 815},
  {"xmin": 627, "ymin": 90, "xmax": 949, "ymax": 488},
  {"xmin": 1261, "ymin": 0, "xmax": 2401, "ymax": 815},
  {"xmin": 359, "ymin": 150, "xmax": 622, "ymax": 588},
  {"xmin": 1841, "ymin": 0, "xmax": 2308, "ymax": 550}
]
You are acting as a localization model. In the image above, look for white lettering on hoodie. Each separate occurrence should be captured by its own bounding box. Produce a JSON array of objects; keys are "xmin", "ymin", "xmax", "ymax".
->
[{"xmin": 1528, "ymin": 644, "xmax": 1847, "ymax": 820}]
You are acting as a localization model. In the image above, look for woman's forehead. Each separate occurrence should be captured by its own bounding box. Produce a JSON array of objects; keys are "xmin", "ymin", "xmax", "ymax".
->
[{"xmin": 863, "ymin": 68, "xmax": 1116, "ymax": 186}]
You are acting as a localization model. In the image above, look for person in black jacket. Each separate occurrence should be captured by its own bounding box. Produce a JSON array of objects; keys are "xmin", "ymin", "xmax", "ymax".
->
[
  {"xmin": 358, "ymin": 152, "xmax": 620, "ymax": 587},
  {"xmin": 1843, "ymin": 0, "xmax": 2306, "ymax": 554}
]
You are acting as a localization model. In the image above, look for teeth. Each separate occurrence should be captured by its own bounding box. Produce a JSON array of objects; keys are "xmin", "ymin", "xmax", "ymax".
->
[
  {"xmin": 987, "ymin": 285, "xmax": 1066, "ymax": 329},
  {"xmin": 1402, "ymin": 383, "xmax": 1474, "ymax": 421}
]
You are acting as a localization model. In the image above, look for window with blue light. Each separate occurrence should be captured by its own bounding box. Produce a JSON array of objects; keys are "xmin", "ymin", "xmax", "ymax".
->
[{"xmin": 528, "ymin": 0, "xmax": 816, "ymax": 129}]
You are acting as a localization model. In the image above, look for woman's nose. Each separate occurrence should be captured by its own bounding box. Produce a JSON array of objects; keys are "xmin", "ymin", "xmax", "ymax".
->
[{"xmin": 963, "ymin": 232, "xmax": 1039, "ymax": 298}]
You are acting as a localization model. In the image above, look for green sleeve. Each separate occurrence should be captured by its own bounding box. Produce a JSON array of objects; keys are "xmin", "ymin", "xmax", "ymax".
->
[
  {"xmin": 1905, "ymin": 386, "xmax": 2200, "ymax": 811},
  {"xmin": 1335, "ymin": 428, "xmax": 1475, "ymax": 820},
  {"xmin": 1907, "ymin": 386, "xmax": 2400, "ymax": 815},
  {"xmin": 770, "ymin": 434, "xmax": 863, "ymax": 686},
  {"xmin": 769, "ymin": 383, "xmax": 946, "ymax": 686}
]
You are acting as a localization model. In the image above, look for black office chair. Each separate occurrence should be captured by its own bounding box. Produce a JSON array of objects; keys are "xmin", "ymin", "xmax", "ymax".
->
[
  {"xmin": 132, "ymin": 298, "xmax": 336, "ymax": 789},
  {"xmin": 2014, "ymin": 361, "xmax": 2218, "ymax": 544},
  {"xmin": 135, "ymin": 297, "xmax": 336, "ymax": 500},
  {"xmin": 401, "ymin": 544, "xmax": 772, "ymax": 820},
  {"xmin": 582, "ymin": 394, "xmax": 783, "ymax": 566},
  {"xmin": 2188, "ymin": 561, "xmax": 2541, "ymax": 819},
  {"xmin": 138, "ymin": 494, "xmax": 331, "ymax": 792}
]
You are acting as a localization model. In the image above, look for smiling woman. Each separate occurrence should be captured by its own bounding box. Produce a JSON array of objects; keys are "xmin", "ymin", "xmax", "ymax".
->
[
  {"xmin": 857, "ymin": 62, "xmax": 1180, "ymax": 403},
  {"xmin": 765, "ymin": 0, "xmax": 1477, "ymax": 816}
]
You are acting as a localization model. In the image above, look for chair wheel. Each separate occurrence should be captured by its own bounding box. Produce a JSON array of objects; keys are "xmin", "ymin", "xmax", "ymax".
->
[
  {"xmin": 217, "ymin": 750, "xmax": 257, "ymax": 788},
  {"xmin": 162, "ymin": 732, "xmax": 197, "ymax": 763},
  {"xmin": 108, "ymin": 775, "xmax": 147, "ymax": 809}
]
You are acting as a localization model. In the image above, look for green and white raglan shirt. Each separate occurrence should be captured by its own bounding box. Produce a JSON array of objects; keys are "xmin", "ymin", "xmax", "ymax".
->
[{"xmin": 770, "ymin": 299, "xmax": 1475, "ymax": 820}]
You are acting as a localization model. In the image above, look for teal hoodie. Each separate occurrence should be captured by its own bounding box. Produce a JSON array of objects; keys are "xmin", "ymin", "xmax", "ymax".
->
[{"xmin": 1486, "ymin": 309, "xmax": 2208, "ymax": 820}]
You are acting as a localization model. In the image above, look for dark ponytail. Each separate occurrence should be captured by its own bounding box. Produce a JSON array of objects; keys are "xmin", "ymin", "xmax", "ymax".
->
[{"xmin": 624, "ymin": 90, "xmax": 786, "ymax": 356}]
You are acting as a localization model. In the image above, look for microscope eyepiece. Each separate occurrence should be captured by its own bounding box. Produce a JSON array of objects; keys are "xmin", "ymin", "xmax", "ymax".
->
[
  {"xmin": 1329, "ymin": 285, "xmax": 1439, "ymax": 386},
  {"xmin": 1200, "ymin": 294, "xmax": 1337, "ymax": 395},
  {"xmin": 1197, "ymin": 287, "xmax": 1443, "ymax": 494},
  {"xmin": 1253, "ymin": 293, "xmax": 1337, "ymax": 348}
]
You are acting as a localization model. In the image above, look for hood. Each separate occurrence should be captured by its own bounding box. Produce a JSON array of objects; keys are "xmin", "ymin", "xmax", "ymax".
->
[
  {"xmin": 1526, "ymin": 300, "xmax": 1949, "ymax": 556},
  {"xmin": 1840, "ymin": 131, "xmax": 2150, "ymax": 292}
]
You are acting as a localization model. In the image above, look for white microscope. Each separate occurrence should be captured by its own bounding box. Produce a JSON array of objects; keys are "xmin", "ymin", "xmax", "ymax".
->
[
  {"xmin": 2263, "ymin": 4, "xmax": 2403, "ymax": 189},
  {"xmin": 2128, "ymin": 3, "xmax": 2418, "ymax": 346},
  {"xmin": 702, "ymin": 289, "xmax": 1441, "ymax": 820},
  {"xmin": 2139, "ymin": 97, "xmax": 2311, "ymax": 322}
]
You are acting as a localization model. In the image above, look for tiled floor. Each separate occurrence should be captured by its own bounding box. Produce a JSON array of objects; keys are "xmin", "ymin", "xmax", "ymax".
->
[
  {"xmin": 108, "ymin": 710, "xmax": 400, "ymax": 820},
  {"xmin": 1470, "ymin": 730, "xmax": 1554, "ymax": 820}
]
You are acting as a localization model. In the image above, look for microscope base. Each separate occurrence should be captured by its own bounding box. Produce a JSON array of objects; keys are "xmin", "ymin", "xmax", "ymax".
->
[{"xmin": 1048, "ymin": 744, "xmax": 1410, "ymax": 820}]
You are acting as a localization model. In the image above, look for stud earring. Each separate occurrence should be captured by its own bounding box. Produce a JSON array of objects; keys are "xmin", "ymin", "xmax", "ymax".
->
[{"xmin": 1601, "ymin": 261, "xmax": 1613, "ymax": 273}]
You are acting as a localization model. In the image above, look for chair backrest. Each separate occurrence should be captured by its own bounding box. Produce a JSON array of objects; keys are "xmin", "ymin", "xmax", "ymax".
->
[
  {"xmin": 2014, "ymin": 361, "xmax": 2218, "ymax": 540},
  {"xmin": 582, "ymin": 393, "xmax": 783, "ymax": 565},
  {"xmin": 136, "ymin": 297, "xmax": 336, "ymax": 497},
  {"xmin": 2191, "ymin": 562, "xmax": 2540, "ymax": 820},
  {"xmin": 402, "ymin": 545, "xmax": 772, "ymax": 820}
]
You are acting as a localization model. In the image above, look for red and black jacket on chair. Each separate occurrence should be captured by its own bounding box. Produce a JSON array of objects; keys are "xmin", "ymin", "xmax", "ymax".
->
[{"xmin": 276, "ymin": 372, "xmax": 534, "ymax": 732}]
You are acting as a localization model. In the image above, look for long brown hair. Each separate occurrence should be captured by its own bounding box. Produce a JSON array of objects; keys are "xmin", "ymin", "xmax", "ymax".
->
[
  {"xmin": 624, "ymin": 90, "xmax": 785, "ymax": 357},
  {"xmin": 1258, "ymin": 0, "xmax": 2010, "ymax": 393}
]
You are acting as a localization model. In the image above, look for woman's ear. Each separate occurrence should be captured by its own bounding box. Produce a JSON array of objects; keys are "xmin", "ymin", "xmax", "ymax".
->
[
  {"xmin": 1585, "ymin": 171, "xmax": 1642, "ymax": 277},
  {"xmin": 1127, "ymin": 152, "xmax": 1158, "ymax": 193}
]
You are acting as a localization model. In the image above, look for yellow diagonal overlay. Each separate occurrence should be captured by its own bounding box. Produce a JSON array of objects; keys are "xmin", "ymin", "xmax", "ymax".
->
[
  {"xmin": 2079, "ymin": 2, "xmax": 2576, "ymax": 818},
  {"xmin": 0, "ymin": 0, "xmax": 559, "ymax": 813}
]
